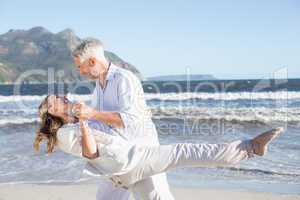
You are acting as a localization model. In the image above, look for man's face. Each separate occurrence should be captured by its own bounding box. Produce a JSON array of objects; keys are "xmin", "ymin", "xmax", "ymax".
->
[{"xmin": 74, "ymin": 56, "xmax": 100, "ymax": 80}]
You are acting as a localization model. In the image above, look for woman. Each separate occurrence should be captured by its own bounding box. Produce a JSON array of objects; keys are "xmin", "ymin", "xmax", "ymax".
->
[{"xmin": 34, "ymin": 95, "xmax": 284, "ymax": 188}]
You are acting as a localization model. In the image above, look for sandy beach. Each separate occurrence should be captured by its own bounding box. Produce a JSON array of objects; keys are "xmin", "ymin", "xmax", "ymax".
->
[{"xmin": 0, "ymin": 184, "xmax": 299, "ymax": 200}]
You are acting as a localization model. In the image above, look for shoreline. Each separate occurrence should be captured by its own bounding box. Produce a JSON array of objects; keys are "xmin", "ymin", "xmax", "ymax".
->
[{"xmin": 0, "ymin": 184, "xmax": 299, "ymax": 200}]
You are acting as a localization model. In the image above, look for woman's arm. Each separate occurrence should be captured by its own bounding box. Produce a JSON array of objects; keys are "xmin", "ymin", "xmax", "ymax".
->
[{"xmin": 80, "ymin": 120, "xmax": 99, "ymax": 159}]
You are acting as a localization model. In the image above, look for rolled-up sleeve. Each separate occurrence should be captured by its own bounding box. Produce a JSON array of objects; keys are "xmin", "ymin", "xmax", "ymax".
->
[
  {"xmin": 57, "ymin": 125, "xmax": 83, "ymax": 158},
  {"xmin": 117, "ymin": 73, "xmax": 150, "ymax": 128}
]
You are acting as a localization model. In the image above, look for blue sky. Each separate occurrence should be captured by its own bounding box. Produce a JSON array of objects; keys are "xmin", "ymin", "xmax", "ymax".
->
[{"xmin": 0, "ymin": 0, "xmax": 299, "ymax": 79}]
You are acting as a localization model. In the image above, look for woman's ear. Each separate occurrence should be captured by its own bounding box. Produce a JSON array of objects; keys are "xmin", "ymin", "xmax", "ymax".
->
[{"xmin": 48, "ymin": 105, "xmax": 55, "ymax": 115}]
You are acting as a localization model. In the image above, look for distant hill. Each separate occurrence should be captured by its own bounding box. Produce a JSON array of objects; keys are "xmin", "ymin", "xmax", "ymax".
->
[
  {"xmin": 147, "ymin": 74, "xmax": 216, "ymax": 81},
  {"xmin": 0, "ymin": 26, "xmax": 142, "ymax": 83}
]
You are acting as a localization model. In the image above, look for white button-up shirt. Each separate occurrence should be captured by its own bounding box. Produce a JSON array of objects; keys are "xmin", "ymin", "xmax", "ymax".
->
[
  {"xmin": 88, "ymin": 63, "xmax": 159, "ymax": 145},
  {"xmin": 77, "ymin": 63, "xmax": 160, "ymax": 180}
]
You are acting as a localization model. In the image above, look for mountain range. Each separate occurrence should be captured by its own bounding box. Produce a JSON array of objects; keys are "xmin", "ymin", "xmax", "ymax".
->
[{"xmin": 0, "ymin": 26, "xmax": 142, "ymax": 83}]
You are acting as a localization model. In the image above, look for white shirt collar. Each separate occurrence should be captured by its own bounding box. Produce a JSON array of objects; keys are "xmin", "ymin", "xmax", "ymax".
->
[{"xmin": 106, "ymin": 63, "xmax": 118, "ymax": 81}]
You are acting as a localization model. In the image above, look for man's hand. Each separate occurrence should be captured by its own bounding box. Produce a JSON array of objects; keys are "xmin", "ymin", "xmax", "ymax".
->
[
  {"xmin": 73, "ymin": 102, "xmax": 95, "ymax": 120},
  {"xmin": 73, "ymin": 102, "xmax": 124, "ymax": 128}
]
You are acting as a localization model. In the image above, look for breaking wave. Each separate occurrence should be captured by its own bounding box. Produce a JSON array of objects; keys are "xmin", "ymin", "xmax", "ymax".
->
[
  {"xmin": 151, "ymin": 107, "xmax": 300, "ymax": 124},
  {"xmin": 1, "ymin": 91, "xmax": 300, "ymax": 104},
  {"xmin": 146, "ymin": 91, "xmax": 300, "ymax": 101}
]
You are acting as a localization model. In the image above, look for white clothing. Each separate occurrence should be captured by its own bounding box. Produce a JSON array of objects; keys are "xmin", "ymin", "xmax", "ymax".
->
[
  {"xmin": 89, "ymin": 63, "xmax": 156, "ymax": 143},
  {"xmin": 57, "ymin": 123, "xmax": 254, "ymax": 188},
  {"xmin": 87, "ymin": 63, "xmax": 174, "ymax": 200}
]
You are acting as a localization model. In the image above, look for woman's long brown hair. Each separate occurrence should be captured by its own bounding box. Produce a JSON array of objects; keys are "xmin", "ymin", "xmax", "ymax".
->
[{"xmin": 34, "ymin": 96, "xmax": 65, "ymax": 154}]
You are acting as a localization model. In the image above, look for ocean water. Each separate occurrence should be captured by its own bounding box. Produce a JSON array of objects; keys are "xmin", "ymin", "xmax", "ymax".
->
[{"xmin": 0, "ymin": 80, "xmax": 299, "ymax": 195}]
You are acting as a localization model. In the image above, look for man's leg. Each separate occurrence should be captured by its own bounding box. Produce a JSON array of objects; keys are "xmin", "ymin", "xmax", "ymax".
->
[
  {"xmin": 131, "ymin": 173, "xmax": 174, "ymax": 200},
  {"xmin": 96, "ymin": 178, "xmax": 131, "ymax": 200}
]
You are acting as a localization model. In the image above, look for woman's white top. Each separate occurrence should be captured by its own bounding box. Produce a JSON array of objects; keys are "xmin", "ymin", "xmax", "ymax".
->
[{"xmin": 56, "ymin": 123, "xmax": 142, "ymax": 177}]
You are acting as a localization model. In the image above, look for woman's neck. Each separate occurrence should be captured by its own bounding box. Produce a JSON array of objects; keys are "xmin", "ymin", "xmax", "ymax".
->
[
  {"xmin": 63, "ymin": 115, "xmax": 79, "ymax": 124},
  {"xmin": 61, "ymin": 103, "xmax": 78, "ymax": 124}
]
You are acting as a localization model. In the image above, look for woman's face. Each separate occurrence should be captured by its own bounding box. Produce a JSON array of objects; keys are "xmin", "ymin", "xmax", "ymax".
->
[{"xmin": 47, "ymin": 95, "xmax": 71, "ymax": 118}]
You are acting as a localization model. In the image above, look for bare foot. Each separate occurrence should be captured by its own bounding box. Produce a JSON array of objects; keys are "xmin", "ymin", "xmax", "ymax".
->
[{"xmin": 251, "ymin": 127, "xmax": 284, "ymax": 156}]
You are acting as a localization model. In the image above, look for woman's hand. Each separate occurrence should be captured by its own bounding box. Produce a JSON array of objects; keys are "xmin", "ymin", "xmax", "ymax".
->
[{"xmin": 73, "ymin": 102, "xmax": 96, "ymax": 120}]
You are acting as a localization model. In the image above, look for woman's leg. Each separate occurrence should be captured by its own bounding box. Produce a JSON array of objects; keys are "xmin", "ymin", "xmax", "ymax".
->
[
  {"xmin": 118, "ymin": 139, "xmax": 252, "ymax": 186},
  {"xmin": 118, "ymin": 128, "xmax": 283, "ymax": 186}
]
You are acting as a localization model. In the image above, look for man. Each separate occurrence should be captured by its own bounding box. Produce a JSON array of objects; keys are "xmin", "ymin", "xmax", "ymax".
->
[{"xmin": 72, "ymin": 38, "xmax": 175, "ymax": 200}]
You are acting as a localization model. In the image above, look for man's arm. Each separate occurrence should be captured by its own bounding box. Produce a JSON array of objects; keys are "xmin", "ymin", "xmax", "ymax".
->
[
  {"xmin": 90, "ymin": 110, "xmax": 124, "ymax": 128},
  {"xmin": 73, "ymin": 73, "xmax": 147, "ymax": 129},
  {"xmin": 116, "ymin": 73, "xmax": 150, "ymax": 128},
  {"xmin": 73, "ymin": 103, "xmax": 125, "ymax": 128}
]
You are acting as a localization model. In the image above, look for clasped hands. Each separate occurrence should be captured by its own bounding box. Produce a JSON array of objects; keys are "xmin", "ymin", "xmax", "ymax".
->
[{"xmin": 72, "ymin": 102, "xmax": 95, "ymax": 120}]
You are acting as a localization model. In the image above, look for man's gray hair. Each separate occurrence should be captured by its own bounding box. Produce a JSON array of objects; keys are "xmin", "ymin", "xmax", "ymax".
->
[{"xmin": 72, "ymin": 38, "xmax": 105, "ymax": 62}]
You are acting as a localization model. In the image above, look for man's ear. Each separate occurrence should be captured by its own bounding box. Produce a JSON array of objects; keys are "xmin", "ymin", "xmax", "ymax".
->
[
  {"xmin": 74, "ymin": 56, "xmax": 81, "ymax": 65},
  {"xmin": 88, "ymin": 57, "xmax": 96, "ymax": 66}
]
